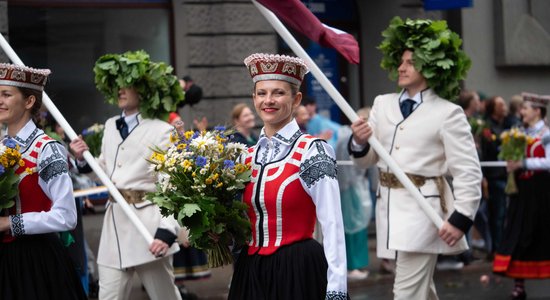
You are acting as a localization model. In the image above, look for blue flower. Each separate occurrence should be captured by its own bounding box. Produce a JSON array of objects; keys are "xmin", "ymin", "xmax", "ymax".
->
[
  {"xmin": 214, "ymin": 126, "xmax": 226, "ymax": 131},
  {"xmin": 192, "ymin": 131, "xmax": 200, "ymax": 139},
  {"xmin": 195, "ymin": 156, "xmax": 207, "ymax": 167},
  {"xmin": 0, "ymin": 164, "xmax": 4, "ymax": 175},
  {"xmin": 223, "ymin": 160, "xmax": 235, "ymax": 169},
  {"xmin": 4, "ymin": 139, "xmax": 16, "ymax": 149}
]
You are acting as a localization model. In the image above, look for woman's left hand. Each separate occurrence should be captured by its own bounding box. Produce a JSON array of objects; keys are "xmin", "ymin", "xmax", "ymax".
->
[
  {"xmin": 0, "ymin": 216, "xmax": 10, "ymax": 232},
  {"xmin": 506, "ymin": 160, "xmax": 523, "ymax": 172}
]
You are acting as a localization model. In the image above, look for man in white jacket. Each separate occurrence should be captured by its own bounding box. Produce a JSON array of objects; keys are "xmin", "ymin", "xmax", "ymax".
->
[
  {"xmin": 348, "ymin": 18, "xmax": 482, "ymax": 299},
  {"xmin": 70, "ymin": 51, "xmax": 184, "ymax": 300}
]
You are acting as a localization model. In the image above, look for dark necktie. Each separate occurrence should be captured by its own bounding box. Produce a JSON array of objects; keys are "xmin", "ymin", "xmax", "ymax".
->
[
  {"xmin": 400, "ymin": 99, "xmax": 416, "ymax": 119},
  {"xmin": 116, "ymin": 117, "xmax": 129, "ymax": 140}
]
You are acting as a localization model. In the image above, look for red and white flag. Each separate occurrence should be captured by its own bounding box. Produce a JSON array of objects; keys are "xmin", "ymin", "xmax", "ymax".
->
[{"xmin": 255, "ymin": 0, "xmax": 360, "ymax": 64}]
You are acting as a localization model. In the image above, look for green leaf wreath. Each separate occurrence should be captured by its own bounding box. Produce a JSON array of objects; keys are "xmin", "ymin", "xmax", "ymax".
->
[
  {"xmin": 93, "ymin": 50, "xmax": 184, "ymax": 121},
  {"xmin": 378, "ymin": 17, "xmax": 471, "ymax": 101}
]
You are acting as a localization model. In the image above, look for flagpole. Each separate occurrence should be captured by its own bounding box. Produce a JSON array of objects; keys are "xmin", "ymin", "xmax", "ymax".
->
[
  {"xmin": 0, "ymin": 34, "xmax": 154, "ymax": 244},
  {"xmin": 253, "ymin": 0, "xmax": 447, "ymax": 230}
]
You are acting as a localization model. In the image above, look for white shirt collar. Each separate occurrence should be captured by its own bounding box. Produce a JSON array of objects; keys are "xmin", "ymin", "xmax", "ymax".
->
[
  {"xmin": 400, "ymin": 90, "xmax": 424, "ymax": 104},
  {"xmin": 121, "ymin": 111, "xmax": 140, "ymax": 132},
  {"xmin": 258, "ymin": 119, "xmax": 303, "ymax": 146},
  {"xmin": 11, "ymin": 119, "xmax": 39, "ymax": 146}
]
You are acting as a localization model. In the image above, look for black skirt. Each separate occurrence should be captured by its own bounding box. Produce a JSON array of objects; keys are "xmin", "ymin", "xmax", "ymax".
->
[
  {"xmin": 228, "ymin": 239, "xmax": 328, "ymax": 300},
  {"xmin": 0, "ymin": 233, "xmax": 88, "ymax": 300},
  {"xmin": 493, "ymin": 172, "xmax": 550, "ymax": 278},
  {"xmin": 173, "ymin": 246, "xmax": 211, "ymax": 281}
]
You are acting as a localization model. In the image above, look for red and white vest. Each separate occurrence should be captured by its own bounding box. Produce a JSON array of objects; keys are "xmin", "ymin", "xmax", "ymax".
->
[
  {"xmin": 243, "ymin": 135, "xmax": 319, "ymax": 255},
  {"xmin": 519, "ymin": 133, "xmax": 547, "ymax": 180},
  {"xmin": 2, "ymin": 135, "xmax": 55, "ymax": 243}
]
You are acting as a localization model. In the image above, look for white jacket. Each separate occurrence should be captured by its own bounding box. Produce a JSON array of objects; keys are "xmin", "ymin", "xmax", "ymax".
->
[
  {"xmin": 351, "ymin": 89, "xmax": 482, "ymax": 258},
  {"xmin": 96, "ymin": 114, "xmax": 180, "ymax": 269}
]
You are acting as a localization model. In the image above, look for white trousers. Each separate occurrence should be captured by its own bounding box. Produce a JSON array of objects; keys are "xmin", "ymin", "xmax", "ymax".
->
[
  {"xmin": 98, "ymin": 257, "xmax": 182, "ymax": 300},
  {"xmin": 393, "ymin": 251, "xmax": 439, "ymax": 300}
]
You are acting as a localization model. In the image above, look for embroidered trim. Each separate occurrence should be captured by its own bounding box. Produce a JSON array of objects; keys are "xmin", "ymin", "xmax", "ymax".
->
[
  {"xmin": 38, "ymin": 142, "xmax": 64, "ymax": 169},
  {"xmin": 273, "ymin": 130, "xmax": 302, "ymax": 144},
  {"xmin": 300, "ymin": 140, "xmax": 337, "ymax": 188},
  {"xmin": 272, "ymin": 140, "xmax": 281, "ymax": 160},
  {"xmin": 10, "ymin": 214, "xmax": 25, "ymax": 236},
  {"xmin": 39, "ymin": 160, "xmax": 68, "ymax": 183},
  {"xmin": 14, "ymin": 127, "xmax": 40, "ymax": 149},
  {"xmin": 260, "ymin": 142, "xmax": 270, "ymax": 165},
  {"xmin": 326, "ymin": 291, "xmax": 349, "ymax": 300}
]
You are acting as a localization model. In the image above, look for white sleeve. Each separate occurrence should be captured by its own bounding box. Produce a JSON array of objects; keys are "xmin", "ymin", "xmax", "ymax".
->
[
  {"xmin": 299, "ymin": 140, "xmax": 348, "ymax": 298},
  {"xmin": 525, "ymin": 133, "xmax": 550, "ymax": 170},
  {"xmin": 10, "ymin": 142, "xmax": 77, "ymax": 235}
]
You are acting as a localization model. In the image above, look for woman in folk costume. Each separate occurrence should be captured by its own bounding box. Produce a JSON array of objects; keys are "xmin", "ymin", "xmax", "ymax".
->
[
  {"xmin": 493, "ymin": 92, "xmax": 550, "ymax": 300},
  {"xmin": 228, "ymin": 53, "xmax": 348, "ymax": 300},
  {"xmin": 70, "ymin": 50, "xmax": 185, "ymax": 300},
  {"xmin": 0, "ymin": 63, "xmax": 87, "ymax": 299}
]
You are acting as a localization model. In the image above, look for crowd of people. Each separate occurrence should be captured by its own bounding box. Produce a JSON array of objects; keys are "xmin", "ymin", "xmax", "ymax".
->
[{"xmin": 0, "ymin": 15, "xmax": 549, "ymax": 300}]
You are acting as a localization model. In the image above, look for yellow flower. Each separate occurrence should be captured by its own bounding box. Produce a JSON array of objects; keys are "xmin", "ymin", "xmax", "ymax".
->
[
  {"xmin": 169, "ymin": 132, "xmax": 179, "ymax": 143},
  {"xmin": 184, "ymin": 131, "xmax": 194, "ymax": 140},
  {"xmin": 25, "ymin": 167, "xmax": 34, "ymax": 174},
  {"xmin": 177, "ymin": 143, "xmax": 187, "ymax": 150},
  {"xmin": 500, "ymin": 131, "xmax": 509, "ymax": 140},
  {"xmin": 235, "ymin": 163, "xmax": 246, "ymax": 173},
  {"xmin": 212, "ymin": 173, "xmax": 219, "ymax": 180},
  {"xmin": 491, "ymin": 134, "xmax": 496, "ymax": 141},
  {"xmin": 215, "ymin": 182, "xmax": 223, "ymax": 188},
  {"xmin": 18, "ymin": 159, "xmax": 25, "ymax": 167},
  {"xmin": 192, "ymin": 172, "xmax": 196, "ymax": 177},
  {"xmin": 205, "ymin": 178, "xmax": 213, "ymax": 185},
  {"xmin": 182, "ymin": 160, "xmax": 192, "ymax": 169}
]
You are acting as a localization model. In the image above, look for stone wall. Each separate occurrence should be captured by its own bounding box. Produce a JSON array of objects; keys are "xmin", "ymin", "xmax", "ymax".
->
[{"xmin": 173, "ymin": 0, "xmax": 277, "ymax": 128}]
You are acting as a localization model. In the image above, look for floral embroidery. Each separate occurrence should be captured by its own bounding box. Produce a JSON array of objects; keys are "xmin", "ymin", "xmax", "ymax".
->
[
  {"xmin": 10, "ymin": 214, "xmax": 25, "ymax": 236},
  {"xmin": 39, "ymin": 160, "xmax": 68, "ymax": 183},
  {"xmin": 14, "ymin": 128, "xmax": 40, "ymax": 151},
  {"xmin": 300, "ymin": 140, "xmax": 337, "ymax": 187},
  {"xmin": 38, "ymin": 143, "xmax": 64, "ymax": 169},
  {"xmin": 326, "ymin": 291, "xmax": 349, "ymax": 300},
  {"xmin": 260, "ymin": 142, "xmax": 270, "ymax": 165},
  {"xmin": 273, "ymin": 130, "xmax": 301, "ymax": 144}
]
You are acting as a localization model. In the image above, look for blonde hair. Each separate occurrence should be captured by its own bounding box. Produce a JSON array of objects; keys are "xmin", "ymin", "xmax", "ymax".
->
[{"xmin": 231, "ymin": 103, "xmax": 250, "ymax": 125}]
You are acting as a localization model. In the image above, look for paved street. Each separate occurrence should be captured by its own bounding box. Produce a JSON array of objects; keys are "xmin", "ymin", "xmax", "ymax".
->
[{"xmin": 83, "ymin": 207, "xmax": 550, "ymax": 299}]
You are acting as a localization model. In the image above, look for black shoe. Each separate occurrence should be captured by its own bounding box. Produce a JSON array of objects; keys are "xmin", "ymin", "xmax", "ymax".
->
[
  {"xmin": 511, "ymin": 286, "xmax": 526, "ymax": 300},
  {"xmin": 178, "ymin": 285, "xmax": 198, "ymax": 300}
]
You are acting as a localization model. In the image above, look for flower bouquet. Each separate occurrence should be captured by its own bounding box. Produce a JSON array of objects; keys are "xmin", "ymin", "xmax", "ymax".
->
[
  {"xmin": 0, "ymin": 138, "xmax": 23, "ymax": 210},
  {"xmin": 82, "ymin": 123, "xmax": 105, "ymax": 158},
  {"xmin": 498, "ymin": 127, "xmax": 532, "ymax": 194},
  {"xmin": 147, "ymin": 126, "xmax": 251, "ymax": 268}
]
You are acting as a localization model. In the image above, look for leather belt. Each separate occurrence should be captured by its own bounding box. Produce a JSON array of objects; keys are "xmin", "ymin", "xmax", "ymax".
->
[
  {"xmin": 379, "ymin": 171, "xmax": 448, "ymax": 213},
  {"xmin": 109, "ymin": 189, "xmax": 147, "ymax": 204}
]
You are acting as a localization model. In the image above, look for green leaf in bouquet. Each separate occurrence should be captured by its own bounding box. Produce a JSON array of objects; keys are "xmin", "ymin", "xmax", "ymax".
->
[
  {"xmin": 0, "ymin": 199, "xmax": 14, "ymax": 209},
  {"xmin": 0, "ymin": 168, "xmax": 18, "ymax": 209},
  {"xmin": 181, "ymin": 203, "xmax": 201, "ymax": 218}
]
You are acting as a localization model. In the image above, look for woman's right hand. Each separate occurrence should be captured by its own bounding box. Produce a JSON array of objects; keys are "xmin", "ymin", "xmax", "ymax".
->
[{"xmin": 69, "ymin": 135, "xmax": 89, "ymax": 161}]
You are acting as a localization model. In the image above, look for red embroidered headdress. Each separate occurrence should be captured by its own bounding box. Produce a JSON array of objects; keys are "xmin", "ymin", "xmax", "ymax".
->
[
  {"xmin": 0, "ymin": 63, "xmax": 50, "ymax": 92},
  {"xmin": 522, "ymin": 92, "xmax": 550, "ymax": 108},
  {"xmin": 244, "ymin": 53, "xmax": 309, "ymax": 86}
]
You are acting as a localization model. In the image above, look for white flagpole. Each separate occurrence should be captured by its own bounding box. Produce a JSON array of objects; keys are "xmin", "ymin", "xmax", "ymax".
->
[
  {"xmin": 0, "ymin": 34, "xmax": 154, "ymax": 244},
  {"xmin": 253, "ymin": 0, "xmax": 446, "ymax": 229}
]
